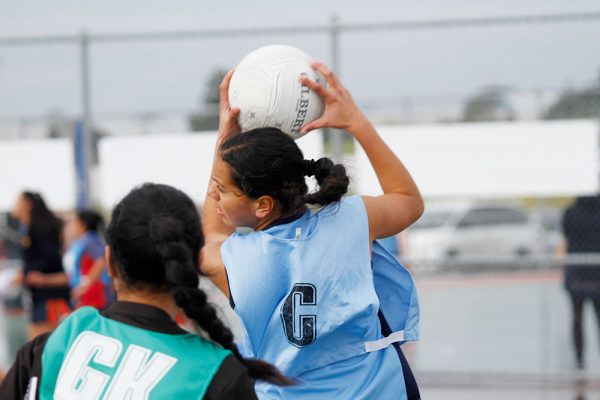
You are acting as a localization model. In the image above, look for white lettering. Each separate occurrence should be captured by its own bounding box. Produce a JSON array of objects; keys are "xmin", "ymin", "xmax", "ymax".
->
[
  {"xmin": 54, "ymin": 331, "xmax": 122, "ymax": 400},
  {"xmin": 53, "ymin": 332, "xmax": 178, "ymax": 400},
  {"xmin": 104, "ymin": 344, "xmax": 177, "ymax": 400}
]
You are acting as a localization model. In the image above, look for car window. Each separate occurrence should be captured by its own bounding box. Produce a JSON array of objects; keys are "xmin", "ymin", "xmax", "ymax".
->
[
  {"xmin": 457, "ymin": 207, "xmax": 528, "ymax": 228},
  {"xmin": 411, "ymin": 211, "xmax": 453, "ymax": 229}
]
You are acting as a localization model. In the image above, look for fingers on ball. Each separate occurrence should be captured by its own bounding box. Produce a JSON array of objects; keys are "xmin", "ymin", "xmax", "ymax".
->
[{"xmin": 300, "ymin": 76, "xmax": 329, "ymax": 99}]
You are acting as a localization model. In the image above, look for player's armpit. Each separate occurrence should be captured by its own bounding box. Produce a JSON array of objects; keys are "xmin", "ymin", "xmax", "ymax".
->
[{"xmin": 362, "ymin": 194, "xmax": 424, "ymax": 242}]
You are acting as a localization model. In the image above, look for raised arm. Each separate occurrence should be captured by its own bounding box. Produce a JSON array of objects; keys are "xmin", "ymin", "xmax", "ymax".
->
[
  {"xmin": 200, "ymin": 69, "xmax": 240, "ymax": 297},
  {"xmin": 25, "ymin": 271, "xmax": 69, "ymax": 288},
  {"xmin": 300, "ymin": 62, "xmax": 424, "ymax": 243}
]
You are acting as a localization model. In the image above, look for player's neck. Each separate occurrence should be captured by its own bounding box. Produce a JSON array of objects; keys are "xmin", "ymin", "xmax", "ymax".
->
[
  {"xmin": 116, "ymin": 289, "xmax": 179, "ymax": 321},
  {"xmin": 254, "ymin": 213, "xmax": 281, "ymax": 231}
]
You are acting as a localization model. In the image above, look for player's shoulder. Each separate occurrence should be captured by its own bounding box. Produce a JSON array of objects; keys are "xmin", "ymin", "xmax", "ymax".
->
[{"xmin": 319, "ymin": 194, "xmax": 366, "ymax": 222}]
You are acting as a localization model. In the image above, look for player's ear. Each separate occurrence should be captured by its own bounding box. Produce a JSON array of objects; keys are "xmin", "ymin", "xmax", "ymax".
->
[
  {"xmin": 255, "ymin": 195, "xmax": 276, "ymax": 219},
  {"xmin": 105, "ymin": 246, "xmax": 118, "ymax": 278}
]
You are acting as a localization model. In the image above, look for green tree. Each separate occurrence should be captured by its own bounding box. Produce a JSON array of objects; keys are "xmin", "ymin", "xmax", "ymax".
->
[
  {"xmin": 189, "ymin": 68, "xmax": 228, "ymax": 132},
  {"xmin": 462, "ymin": 86, "xmax": 515, "ymax": 122},
  {"xmin": 543, "ymin": 85, "xmax": 600, "ymax": 120}
]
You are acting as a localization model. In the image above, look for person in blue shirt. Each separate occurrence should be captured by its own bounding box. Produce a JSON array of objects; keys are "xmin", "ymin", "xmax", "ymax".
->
[
  {"xmin": 202, "ymin": 64, "xmax": 424, "ymax": 399},
  {"xmin": 63, "ymin": 210, "xmax": 113, "ymax": 309}
]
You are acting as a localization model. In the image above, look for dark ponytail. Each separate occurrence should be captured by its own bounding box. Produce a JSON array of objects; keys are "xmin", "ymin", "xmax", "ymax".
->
[
  {"xmin": 220, "ymin": 128, "xmax": 349, "ymax": 216},
  {"xmin": 302, "ymin": 158, "xmax": 350, "ymax": 205},
  {"xmin": 106, "ymin": 183, "xmax": 292, "ymax": 386}
]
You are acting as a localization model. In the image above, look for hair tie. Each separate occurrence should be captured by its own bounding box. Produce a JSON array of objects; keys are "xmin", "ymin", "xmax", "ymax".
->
[{"xmin": 303, "ymin": 159, "xmax": 318, "ymax": 176}]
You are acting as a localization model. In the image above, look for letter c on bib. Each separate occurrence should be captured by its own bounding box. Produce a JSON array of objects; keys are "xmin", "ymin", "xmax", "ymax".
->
[{"xmin": 281, "ymin": 283, "xmax": 317, "ymax": 347}]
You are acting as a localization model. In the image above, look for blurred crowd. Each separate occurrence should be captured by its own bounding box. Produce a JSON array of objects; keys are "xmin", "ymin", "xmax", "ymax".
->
[{"xmin": 0, "ymin": 191, "xmax": 113, "ymax": 372}]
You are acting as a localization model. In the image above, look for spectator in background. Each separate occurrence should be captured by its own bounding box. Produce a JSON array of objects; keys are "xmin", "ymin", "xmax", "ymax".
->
[
  {"xmin": 11, "ymin": 192, "xmax": 71, "ymax": 339},
  {"xmin": 0, "ymin": 261, "xmax": 27, "ymax": 374},
  {"xmin": 561, "ymin": 195, "xmax": 600, "ymax": 369},
  {"xmin": 0, "ymin": 214, "xmax": 28, "ymax": 372},
  {"xmin": 63, "ymin": 210, "xmax": 113, "ymax": 309}
]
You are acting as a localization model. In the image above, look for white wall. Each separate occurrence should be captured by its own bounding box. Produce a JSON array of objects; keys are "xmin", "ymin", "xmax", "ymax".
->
[
  {"xmin": 0, "ymin": 138, "xmax": 75, "ymax": 211},
  {"xmin": 352, "ymin": 120, "xmax": 599, "ymax": 198},
  {"xmin": 98, "ymin": 131, "xmax": 324, "ymax": 209},
  {"xmin": 2, "ymin": 121, "xmax": 597, "ymax": 213}
]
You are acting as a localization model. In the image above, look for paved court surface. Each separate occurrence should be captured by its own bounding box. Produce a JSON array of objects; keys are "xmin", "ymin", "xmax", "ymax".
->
[
  {"xmin": 423, "ymin": 387, "xmax": 600, "ymax": 400},
  {"xmin": 412, "ymin": 270, "xmax": 600, "ymax": 374},
  {"xmin": 2, "ymin": 268, "xmax": 599, "ymax": 398}
]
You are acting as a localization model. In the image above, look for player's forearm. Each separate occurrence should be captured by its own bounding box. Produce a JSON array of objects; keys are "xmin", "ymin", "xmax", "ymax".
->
[
  {"xmin": 86, "ymin": 258, "xmax": 106, "ymax": 283},
  {"xmin": 351, "ymin": 119, "xmax": 423, "ymax": 205},
  {"xmin": 42, "ymin": 272, "xmax": 69, "ymax": 287}
]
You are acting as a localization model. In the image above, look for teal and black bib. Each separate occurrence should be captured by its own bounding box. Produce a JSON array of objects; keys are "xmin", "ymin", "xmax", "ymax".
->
[{"xmin": 39, "ymin": 307, "xmax": 230, "ymax": 399}]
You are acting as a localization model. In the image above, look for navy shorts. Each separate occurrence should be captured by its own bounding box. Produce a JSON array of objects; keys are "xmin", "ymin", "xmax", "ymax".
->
[{"xmin": 31, "ymin": 298, "xmax": 71, "ymax": 324}]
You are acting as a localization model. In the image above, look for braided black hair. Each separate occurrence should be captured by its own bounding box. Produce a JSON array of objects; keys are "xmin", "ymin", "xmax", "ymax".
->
[
  {"xmin": 106, "ymin": 183, "xmax": 292, "ymax": 386},
  {"xmin": 220, "ymin": 128, "xmax": 349, "ymax": 216}
]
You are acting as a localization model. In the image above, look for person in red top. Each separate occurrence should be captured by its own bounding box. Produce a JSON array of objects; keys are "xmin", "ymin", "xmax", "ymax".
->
[
  {"xmin": 24, "ymin": 210, "xmax": 114, "ymax": 310},
  {"xmin": 64, "ymin": 210, "xmax": 113, "ymax": 309}
]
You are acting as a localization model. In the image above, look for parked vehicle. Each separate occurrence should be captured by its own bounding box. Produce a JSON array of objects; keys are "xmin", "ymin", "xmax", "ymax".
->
[
  {"xmin": 406, "ymin": 201, "xmax": 548, "ymax": 267},
  {"xmin": 533, "ymin": 207, "xmax": 564, "ymax": 254}
]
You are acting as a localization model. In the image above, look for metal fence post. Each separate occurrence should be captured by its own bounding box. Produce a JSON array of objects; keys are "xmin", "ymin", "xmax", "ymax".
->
[
  {"xmin": 78, "ymin": 30, "xmax": 92, "ymax": 208},
  {"xmin": 329, "ymin": 14, "xmax": 343, "ymax": 161}
]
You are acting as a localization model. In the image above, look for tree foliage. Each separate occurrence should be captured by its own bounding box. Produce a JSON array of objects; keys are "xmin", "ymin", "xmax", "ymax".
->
[
  {"xmin": 462, "ymin": 86, "xmax": 515, "ymax": 122},
  {"xmin": 189, "ymin": 68, "xmax": 228, "ymax": 132},
  {"xmin": 544, "ymin": 86, "xmax": 600, "ymax": 120}
]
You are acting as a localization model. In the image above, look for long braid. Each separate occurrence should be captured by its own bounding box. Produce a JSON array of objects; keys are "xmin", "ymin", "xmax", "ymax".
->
[{"xmin": 149, "ymin": 216, "xmax": 293, "ymax": 386}]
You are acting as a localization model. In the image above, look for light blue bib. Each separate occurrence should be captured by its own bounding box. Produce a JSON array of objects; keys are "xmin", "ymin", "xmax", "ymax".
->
[{"xmin": 222, "ymin": 195, "xmax": 419, "ymax": 399}]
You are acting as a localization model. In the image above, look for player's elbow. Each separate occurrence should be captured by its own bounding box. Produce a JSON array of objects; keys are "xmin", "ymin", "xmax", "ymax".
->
[{"xmin": 409, "ymin": 195, "xmax": 425, "ymax": 225}]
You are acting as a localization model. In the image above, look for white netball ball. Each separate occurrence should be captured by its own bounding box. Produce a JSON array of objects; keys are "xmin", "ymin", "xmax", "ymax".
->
[{"xmin": 229, "ymin": 45, "xmax": 326, "ymax": 140}]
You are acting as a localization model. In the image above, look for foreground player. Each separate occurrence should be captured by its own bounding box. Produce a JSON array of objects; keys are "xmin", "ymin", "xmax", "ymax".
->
[
  {"xmin": 202, "ymin": 64, "xmax": 423, "ymax": 399},
  {"xmin": 0, "ymin": 184, "xmax": 289, "ymax": 399}
]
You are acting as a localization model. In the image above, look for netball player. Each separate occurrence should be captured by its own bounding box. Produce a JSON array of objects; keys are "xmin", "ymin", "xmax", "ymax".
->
[
  {"xmin": 0, "ymin": 184, "xmax": 289, "ymax": 399},
  {"xmin": 201, "ymin": 64, "xmax": 424, "ymax": 399}
]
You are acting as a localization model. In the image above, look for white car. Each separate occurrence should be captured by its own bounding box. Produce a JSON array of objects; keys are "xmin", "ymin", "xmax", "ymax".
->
[{"xmin": 406, "ymin": 201, "xmax": 547, "ymax": 266}]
